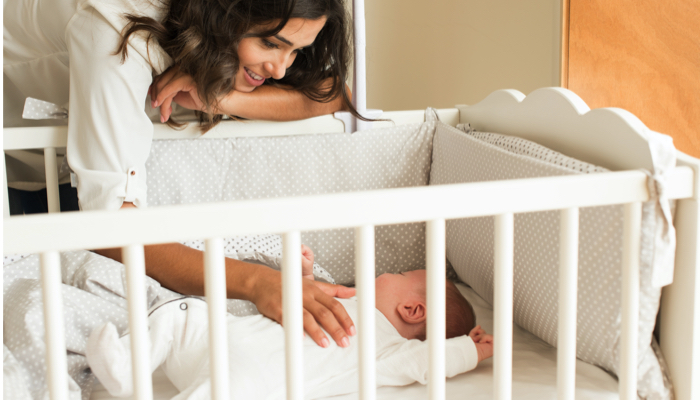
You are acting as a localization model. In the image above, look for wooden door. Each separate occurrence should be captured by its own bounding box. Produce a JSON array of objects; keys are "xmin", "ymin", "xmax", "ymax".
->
[{"xmin": 563, "ymin": 0, "xmax": 700, "ymax": 158}]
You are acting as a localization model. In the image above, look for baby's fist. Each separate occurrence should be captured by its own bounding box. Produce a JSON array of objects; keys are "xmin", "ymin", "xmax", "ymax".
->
[
  {"xmin": 301, "ymin": 244, "xmax": 315, "ymax": 281},
  {"xmin": 469, "ymin": 326, "xmax": 494, "ymax": 363}
]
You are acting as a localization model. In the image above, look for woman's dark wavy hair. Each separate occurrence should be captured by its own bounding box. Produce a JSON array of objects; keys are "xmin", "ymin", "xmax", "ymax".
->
[{"xmin": 116, "ymin": 0, "xmax": 361, "ymax": 131}]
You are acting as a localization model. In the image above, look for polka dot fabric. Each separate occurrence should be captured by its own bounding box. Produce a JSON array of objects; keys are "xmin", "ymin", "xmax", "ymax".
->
[
  {"xmin": 146, "ymin": 121, "xmax": 438, "ymax": 284},
  {"xmin": 430, "ymin": 123, "xmax": 671, "ymax": 400}
]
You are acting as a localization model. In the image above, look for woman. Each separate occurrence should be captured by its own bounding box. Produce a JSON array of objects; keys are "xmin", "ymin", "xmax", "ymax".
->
[{"xmin": 4, "ymin": 0, "xmax": 358, "ymax": 348}]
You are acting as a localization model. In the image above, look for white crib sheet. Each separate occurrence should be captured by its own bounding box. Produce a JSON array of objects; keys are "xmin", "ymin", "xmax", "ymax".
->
[{"xmin": 89, "ymin": 283, "xmax": 619, "ymax": 400}]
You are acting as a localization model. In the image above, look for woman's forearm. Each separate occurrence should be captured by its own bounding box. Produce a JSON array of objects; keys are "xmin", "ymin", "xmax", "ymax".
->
[
  {"xmin": 220, "ymin": 84, "xmax": 349, "ymax": 121},
  {"xmin": 94, "ymin": 242, "xmax": 262, "ymax": 300}
]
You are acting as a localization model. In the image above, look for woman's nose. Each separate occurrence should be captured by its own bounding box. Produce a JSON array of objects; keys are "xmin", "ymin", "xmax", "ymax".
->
[
  {"xmin": 265, "ymin": 52, "xmax": 295, "ymax": 80},
  {"xmin": 265, "ymin": 60, "xmax": 286, "ymax": 80}
]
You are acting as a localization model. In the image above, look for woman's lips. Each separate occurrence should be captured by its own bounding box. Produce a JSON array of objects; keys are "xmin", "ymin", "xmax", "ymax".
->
[{"xmin": 244, "ymin": 67, "xmax": 266, "ymax": 87}]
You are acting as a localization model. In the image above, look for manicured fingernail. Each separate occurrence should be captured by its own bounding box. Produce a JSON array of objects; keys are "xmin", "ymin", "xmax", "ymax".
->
[
  {"xmin": 321, "ymin": 338, "xmax": 330, "ymax": 348},
  {"xmin": 160, "ymin": 115, "xmax": 165, "ymax": 123},
  {"xmin": 349, "ymin": 326, "xmax": 356, "ymax": 336},
  {"xmin": 341, "ymin": 337, "xmax": 350, "ymax": 348}
]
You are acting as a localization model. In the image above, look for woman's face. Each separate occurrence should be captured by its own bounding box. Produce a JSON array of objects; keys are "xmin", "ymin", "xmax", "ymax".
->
[{"xmin": 235, "ymin": 17, "xmax": 327, "ymax": 92}]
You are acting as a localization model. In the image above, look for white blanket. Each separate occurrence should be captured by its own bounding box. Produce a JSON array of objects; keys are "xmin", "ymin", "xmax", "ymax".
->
[{"xmin": 2, "ymin": 235, "xmax": 334, "ymax": 400}]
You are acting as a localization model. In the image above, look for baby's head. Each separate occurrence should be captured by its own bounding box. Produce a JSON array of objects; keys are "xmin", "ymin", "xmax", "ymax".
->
[{"xmin": 375, "ymin": 269, "xmax": 476, "ymax": 341}]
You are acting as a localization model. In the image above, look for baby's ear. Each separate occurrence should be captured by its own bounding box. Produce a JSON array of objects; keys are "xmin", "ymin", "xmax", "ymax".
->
[{"xmin": 397, "ymin": 300, "xmax": 427, "ymax": 325}]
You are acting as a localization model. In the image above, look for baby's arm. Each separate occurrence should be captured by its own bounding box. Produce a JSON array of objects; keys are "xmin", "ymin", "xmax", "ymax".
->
[
  {"xmin": 469, "ymin": 325, "xmax": 494, "ymax": 363},
  {"xmin": 301, "ymin": 244, "xmax": 315, "ymax": 280}
]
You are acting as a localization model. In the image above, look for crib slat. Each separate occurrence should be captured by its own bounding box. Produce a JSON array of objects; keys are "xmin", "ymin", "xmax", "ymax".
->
[
  {"xmin": 283, "ymin": 232, "xmax": 303, "ymax": 400},
  {"xmin": 494, "ymin": 213, "xmax": 514, "ymax": 400},
  {"xmin": 558, "ymin": 208, "xmax": 579, "ymax": 400},
  {"xmin": 40, "ymin": 251, "xmax": 69, "ymax": 400},
  {"xmin": 427, "ymin": 219, "xmax": 446, "ymax": 400},
  {"xmin": 355, "ymin": 225, "xmax": 376, "ymax": 400},
  {"xmin": 3, "ymin": 150, "xmax": 10, "ymax": 217},
  {"xmin": 44, "ymin": 148, "xmax": 60, "ymax": 213},
  {"xmin": 620, "ymin": 202, "xmax": 642, "ymax": 400},
  {"xmin": 122, "ymin": 245, "xmax": 153, "ymax": 400},
  {"xmin": 205, "ymin": 238, "xmax": 230, "ymax": 400}
]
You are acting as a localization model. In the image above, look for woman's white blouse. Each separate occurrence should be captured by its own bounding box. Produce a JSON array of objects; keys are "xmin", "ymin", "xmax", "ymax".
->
[{"xmin": 4, "ymin": 0, "xmax": 173, "ymax": 210}]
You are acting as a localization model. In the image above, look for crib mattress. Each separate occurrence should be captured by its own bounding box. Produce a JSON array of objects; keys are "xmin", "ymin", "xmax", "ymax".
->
[{"xmin": 89, "ymin": 283, "xmax": 618, "ymax": 400}]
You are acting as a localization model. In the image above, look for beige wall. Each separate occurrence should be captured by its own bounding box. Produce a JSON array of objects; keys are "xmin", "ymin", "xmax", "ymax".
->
[{"xmin": 364, "ymin": 0, "xmax": 561, "ymax": 111}]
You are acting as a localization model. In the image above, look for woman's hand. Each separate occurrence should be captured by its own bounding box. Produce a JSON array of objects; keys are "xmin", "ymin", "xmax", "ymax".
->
[
  {"xmin": 249, "ymin": 265, "xmax": 356, "ymax": 348},
  {"xmin": 149, "ymin": 65, "xmax": 208, "ymax": 122},
  {"xmin": 301, "ymin": 244, "xmax": 315, "ymax": 281}
]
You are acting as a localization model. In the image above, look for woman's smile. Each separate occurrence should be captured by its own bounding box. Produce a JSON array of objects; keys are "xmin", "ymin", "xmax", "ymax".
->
[{"xmin": 244, "ymin": 67, "xmax": 266, "ymax": 86}]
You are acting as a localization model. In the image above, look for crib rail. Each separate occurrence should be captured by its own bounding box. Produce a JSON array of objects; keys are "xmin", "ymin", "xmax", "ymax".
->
[
  {"xmin": 3, "ymin": 167, "xmax": 695, "ymax": 400},
  {"xmin": 5, "ymin": 168, "xmax": 692, "ymax": 253}
]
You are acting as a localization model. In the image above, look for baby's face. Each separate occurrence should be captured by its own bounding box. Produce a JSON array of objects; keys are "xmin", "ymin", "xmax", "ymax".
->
[{"xmin": 375, "ymin": 269, "xmax": 427, "ymax": 309}]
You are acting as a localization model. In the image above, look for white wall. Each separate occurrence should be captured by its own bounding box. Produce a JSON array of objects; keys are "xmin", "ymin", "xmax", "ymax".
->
[{"xmin": 364, "ymin": 0, "xmax": 561, "ymax": 111}]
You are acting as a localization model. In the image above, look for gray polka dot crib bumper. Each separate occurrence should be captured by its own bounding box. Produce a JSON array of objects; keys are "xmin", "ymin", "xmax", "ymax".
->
[{"xmin": 143, "ymin": 111, "xmax": 673, "ymax": 398}]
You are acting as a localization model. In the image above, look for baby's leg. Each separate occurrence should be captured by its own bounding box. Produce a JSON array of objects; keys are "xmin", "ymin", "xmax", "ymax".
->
[
  {"xmin": 86, "ymin": 301, "xmax": 181, "ymax": 397},
  {"xmin": 86, "ymin": 322, "xmax": 138, "ymax": 397}
]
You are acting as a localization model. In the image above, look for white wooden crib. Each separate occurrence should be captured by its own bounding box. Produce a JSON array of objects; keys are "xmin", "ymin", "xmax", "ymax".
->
[
  {"xmin": 3, "ymin": 0, "xmax": 700, "ymax": 397},
  {"xmin": 3, "ymin": 86, "xmax": 700, "ymax": 400}
]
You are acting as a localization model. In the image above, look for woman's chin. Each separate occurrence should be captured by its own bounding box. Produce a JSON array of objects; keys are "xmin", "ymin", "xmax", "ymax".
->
[{"xmin": 233, "ymin": 84, "xmax": 257, "ymax": 93}]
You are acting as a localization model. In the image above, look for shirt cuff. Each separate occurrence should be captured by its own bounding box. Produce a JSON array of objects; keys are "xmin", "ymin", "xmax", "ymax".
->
[
  {"xmin": 446, "ymin": 335, "xmax": 479, "ymax": 378},
  {"xmin": 74, "ymin": 167, "xmax": 148, "ymax": 211}
]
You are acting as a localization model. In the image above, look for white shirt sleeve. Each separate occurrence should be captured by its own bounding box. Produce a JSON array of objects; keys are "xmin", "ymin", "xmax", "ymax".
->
[
  {"xmin": 376, "ymin": 335, "xmax": 479, "ymax": 387},
  {"xmin": 65, "ymin": 5, "xmax": 156, "ymax": 211}
]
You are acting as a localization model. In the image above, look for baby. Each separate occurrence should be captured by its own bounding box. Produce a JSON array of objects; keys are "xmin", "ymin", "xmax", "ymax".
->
[{"xmin": 87, "ymin": 261, "xmax": 493, "ymax": 399}]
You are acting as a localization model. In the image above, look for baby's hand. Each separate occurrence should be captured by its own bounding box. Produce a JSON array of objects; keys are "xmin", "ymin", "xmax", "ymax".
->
[
  {"xmin": 301, "ymin": 244, "xmax": 315, "ymax": 281},
  {"xmin": 469, "ymin": 325, "xmax": 494, "ymax": 363}
]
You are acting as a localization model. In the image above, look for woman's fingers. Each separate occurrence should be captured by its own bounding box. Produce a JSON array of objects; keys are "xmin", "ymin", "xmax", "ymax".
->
[
  {"xmin": 312, "ymin": 283, "xmax": 356, "ymax": 335},
  {"xmin": 302, "ymin": 309, "xmax": 330, "ymax": 348},
  {"xmin": 313, "ymin": 280, "xmax": 356, "ymax": 299},
  {"xmin": 158, "ymin": 94, "xmax": 177, "ymax": 123},
  {"xmin": 304, "ymin": 287, "xmax": 355, "ymax": 347},
  {"xmin": 250, "ymin": 267, "xmax": 355, "ymax": 348},
  {"xmin": 152, "ymin": 66, "xmax": 181, "ymax": 103}
]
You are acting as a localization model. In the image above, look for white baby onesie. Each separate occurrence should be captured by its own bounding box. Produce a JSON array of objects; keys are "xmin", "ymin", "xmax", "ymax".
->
[{"xmin": 87, "ymin": 297, "xmax": 479, "ymax": 399}]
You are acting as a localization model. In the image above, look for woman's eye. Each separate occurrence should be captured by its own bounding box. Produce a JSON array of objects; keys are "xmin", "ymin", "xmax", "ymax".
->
[{"xmin": 262, "ymin": 39, "xmax": 277, "ymax": 49}]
